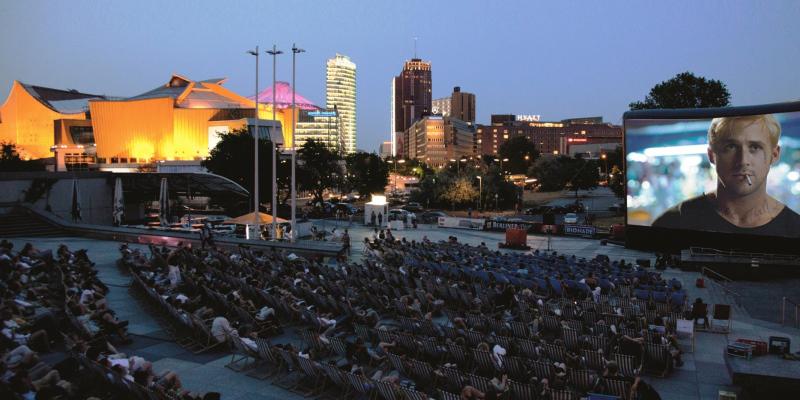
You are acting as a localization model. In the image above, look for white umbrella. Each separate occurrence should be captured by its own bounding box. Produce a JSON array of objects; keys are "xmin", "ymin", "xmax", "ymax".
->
[
  {"xmin": 70, "ymin": 178, "xmax": 82, "ymax": 222},
  {"xmin": 113, "ymin": 177, "xmax": 124, "ymax": 226},
  {"xmin": 159, "ymin": 177, "xmax": 170, "ymax": 227}
]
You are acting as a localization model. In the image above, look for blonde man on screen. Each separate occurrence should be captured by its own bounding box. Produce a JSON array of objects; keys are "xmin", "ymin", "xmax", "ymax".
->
[{"xmin": 652, "ymin": 114, "xmax": 800, "ymax": 237}]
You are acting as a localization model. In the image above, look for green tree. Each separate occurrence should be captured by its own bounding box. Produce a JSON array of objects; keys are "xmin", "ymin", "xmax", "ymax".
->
[
  {"xmin": 567, "ymin": 156, "xmax": 601, "ymax": 196},
  {"xmin": 498, "ymin": 136, "xmax": 539, "ymax": 174},
  {"xmin": 297, "ymin": 139, "xmax": 342, "ymax": 203},
  {"xmin": 202, "ymin": 128, "xmax": 281, "ymax": 209},
  {"xmin": 630, "ymin": 72, "xmax": 731, "ymax": 110},
  {"xmin": 481, "ymin": 165, "xmax": 519, "ymax": 210},
  {"xmin": 345, "ymin": 152, "xmax": 389, "ymax": 197},
  {"xmin": 529, "ymin": 156, "xmax": 570, "ymax": 191},
  {"xmin": 441, "ymin": 177, "xmax": 478, "ymax": 208},
  {"xmin": 0, "ymin": 143, "xmax": 45, "ymax": 172},
  {"xmin": 609, "ymin": 165, "xmax": 626, "ymax": 198}
]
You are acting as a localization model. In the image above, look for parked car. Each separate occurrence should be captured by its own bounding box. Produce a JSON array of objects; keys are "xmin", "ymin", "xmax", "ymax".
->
[
  {"xmin": 420, "ymin": 211, "xmax": 447, "ymax": 224},
  {"xmin": 334, "ymin": 202, "xmax": 361, "ymax": 215},
  {"xmin": 564, "ymin": 212, "xmax": 578, "ymax": 224},
  {"xmin": 524, "ymin": 205, "xmax": 552, "ymax": 215},
  {"xmin": 402, "ymin": 202, "xmax": 424, "ymax": 212},
  {"xmin": 388, "ymin": 208, "xmax": 416, "ymax": 222}
]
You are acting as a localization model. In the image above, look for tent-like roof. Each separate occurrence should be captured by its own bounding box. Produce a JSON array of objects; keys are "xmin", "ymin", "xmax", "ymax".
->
[
  {"xmin": 224, "ymin": 211, "xmax": 287, "ymax": 225},
  {"xmin": 18, "ymin": 82, "xmax": 107, "ymax": 114},
  {"xmin": 118, "ymin": 171, "xmax": 249, "ymax": 200},
  {"xmin": 124, "ymin": 74, "xmax": 253, "ymax": 109},
  {"xmin": 250, "ymin": 81, "xmax": 319, "ymax": 110}
]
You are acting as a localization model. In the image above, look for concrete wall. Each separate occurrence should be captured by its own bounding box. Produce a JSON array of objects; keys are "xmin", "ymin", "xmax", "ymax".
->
[{"xmin": 0, "ymin": 172, "xmax": 113, "ymax": 225}]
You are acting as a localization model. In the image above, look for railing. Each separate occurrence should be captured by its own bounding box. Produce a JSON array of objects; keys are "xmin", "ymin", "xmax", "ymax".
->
[
  {"xmin": 690, "ymin": 246, "xmax": 800, "ymax": 264},
  {"xmin": 780, "ymin": 297, "xmax": 800, "ymax": 328},
  {"xmin": 701, "ymin": 266, "xmax": 743, "ymax": 307}
]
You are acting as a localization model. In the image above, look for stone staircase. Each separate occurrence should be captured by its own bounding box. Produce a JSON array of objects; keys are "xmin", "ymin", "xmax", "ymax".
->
[{"xmin": 0, "ymin": 207, "xmax": 67, "ymax": 238}]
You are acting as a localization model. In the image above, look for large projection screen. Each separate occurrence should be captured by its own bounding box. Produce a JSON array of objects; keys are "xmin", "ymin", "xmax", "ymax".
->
[{"xmin": 623, "ymin": 102, "xmax": 800, "ymax": 252}]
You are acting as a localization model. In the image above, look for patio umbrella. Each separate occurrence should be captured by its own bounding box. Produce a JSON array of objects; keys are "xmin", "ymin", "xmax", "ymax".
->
[
  {"xmin": 70, "ymin": 178, "xmax": 82, "ymax": 222},
  {"xmin": 159, "ymin": 177, "xmax": 170, "ymax": 227},
  {"xmin": 112, "ymin": 177, "xmax": 124, "ymax": 226}
]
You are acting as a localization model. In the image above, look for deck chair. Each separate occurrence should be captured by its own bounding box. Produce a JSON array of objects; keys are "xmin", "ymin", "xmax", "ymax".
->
[
  {"xmin": 226, "ymin": 334, "xmax": 258, "ymax": 372},
  {"xmin": 550, "ymin": 389, "xmax": 579, "ymax": 400},
  {"xmin": 247, "ymin": 338, "xmax": 282, "ymax": 380},
  {"xmin": 675, "ymin": 319, "xmax": 695, "ymax": 353},
  {"xmin": 612, "ymin": 353, "xmax": 641, "ymax": 377},
  {"xmin": 643, "ymin": 343, "xmax": 672, "ymax": 377},
  {"xmin": 438, "ymin": 389, "xmax": 461, "ymax": 400},
  {"xmin": 346, "ymin": 372, "xmax": 377, "ymax": 400},
  {"xmin": 710, "ymin": 304, "xmax": 732, "ymax": 333},
  {"xmin": 294, "ymin": 356, "xmax": 326, "ymax": 397},
  {"xmin": 582, "ymin": 349, "xmax": 606, "ymax": 372},
  {"xmin": 397, "ymin": 386, "xmax": 427, "ymax": 400},
  {"xmin": 603, "ymin": 377, "xmax": 632, "ymax": 400},
  {"xmin": 509, "ymin": 379, "xmax": 538, "ymax": 400},
  {"xmin": 569, "ymin": 369, "xmax": 598, "ymax": 394},
  {"xmin": 375, "ymin": 380, "xmax": 400, "ymax": 400}
]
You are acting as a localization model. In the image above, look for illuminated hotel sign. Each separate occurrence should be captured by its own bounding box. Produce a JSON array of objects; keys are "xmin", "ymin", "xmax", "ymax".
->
[
  {"xmin": 309, "ymin": 111, "xmax": 337, "ymax": 118},
  {"xmin": 568, "ymin": 138, "xmax": 588, "ymax": 142},
  {"xmin": 515, "ymin": 114, "xmax": 541, "ymax": 122}
]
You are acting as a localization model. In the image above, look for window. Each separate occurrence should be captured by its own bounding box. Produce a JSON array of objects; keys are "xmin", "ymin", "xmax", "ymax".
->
[
  {"xmin": 503, "ymin": 134, "xmax": 509, "ymax": 139},
  {"xmin": 110, "ymin": 157, "xmax": 119, "ymax": 164},
  {"xmin": 120, "ymin": 158, "xmax": 128, "ymax": 163},
  {"xmin": 129, "ymin": 158, "xmax": 137, "ymax": 163}
]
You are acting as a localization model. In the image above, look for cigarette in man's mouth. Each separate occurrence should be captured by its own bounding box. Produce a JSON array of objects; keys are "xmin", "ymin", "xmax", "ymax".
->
[{"xmin": 745, "ymin": 175, "xmax": 753, "ymax": 185}]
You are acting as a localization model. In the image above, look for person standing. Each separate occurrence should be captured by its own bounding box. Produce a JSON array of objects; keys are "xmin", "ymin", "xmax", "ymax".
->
[
  {"xmin": 342, "ymin": 229, "xmax": 351, "ymax": 255},
  {"xmin": 370, "ymin": 211, "xmax": 377, "ymax": 226}
]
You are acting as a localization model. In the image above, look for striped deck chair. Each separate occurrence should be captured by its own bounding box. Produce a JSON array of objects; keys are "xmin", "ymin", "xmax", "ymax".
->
[
  {"xmin": 395, "ymin": 332, "xmax": 418, "ymax": 356},
  {"xmin": 603, "ymin": 377, "xmax": 632, "ymax": 400},
  {"xmin": 643, "ymin": 343, "xmax": 672, "ymax": 377},
  {"xmin": 542, "ymin": 315, "xmax": 562, "ymax": 336},
  {"xmin": 345, "ymin": 371, "xmax": 376, "ymax": 399},
  {"xmin": 377, "ymin": 328, "xmax": 396, "ymax": 344},
  {"xmin": 418, "ymin": 337, "xmax": 443, "ymax": 362},
  {"xmin": 318, "ymin": 363, "xmax": 351, "ymax": 397},
  {"xmin": 472, "ymin": 349, "xmax": 498, "ymax": 374},
  {"xmin": 582, "ymin": 349, "xmax": 606, "ymax": 372},
  {"xmin": 226, "ymin": 334, "xmax": 258, "ymax": 372},
  {"xmin": 249, "ymin": 339, "xmax": 282, "ymax": 380},
  {"xmin": 300, "ymin": 330, "xmax": 327, "ymax": 354},
  {"xmin": 585, "ymin": 335, "xmax": 609, "ymax": 354},
  {"xmin": 273, "ymin": 348, "xmax": 302, "ymax": 389},
  {"xmin": 505, "ymin": 355, "xmax": 528, "ymax": 381},
  {"xmin": 295, "ymin": 356, "xmax": 326, "ymax": 396},
  {"xmin": 530, "ymin": 360, "xmax": 553, "ymax": 381},
  {"xmin": 440, "ymin": 367, "xmax": 463, "ymax": 393},
  {"xmin": 398, "ymin": 386, "xmax": 427, "ymax": 400},
  {"xmin": 407, "ymin": 358, "xmax": 433, "ymax": 386},
  {"xmin": 487, "ymin": 318, "xmax": 508, "ymax": 335},
  {"xmin": 387, "ymin": 353, "xmax": 408, "ymax": 376},
  {"xmin": 375, "ymin": 381, "xmax": 399, "ymax": 400},
  {"xmin": 465, "ymin": 373, "xmax": 492, "ymax": 394},
  {"xmin": 447, "ymin": 343, "xmax": 470, "ymax": 368},
  {"xmin": 438, "ymin": 389, "xmax": 461, "ymax": 400},
  {"xmin": 442, "ymin": 325, "xmax": 460, "ymax": 340},
  {"xmin": 563, "ymin": 327, "xmax": 581, "ymax": 351},
  {"xmin": 569, "ymin": 369, "xmax": 597, "ymax": 394},
  {"xmin": 612, "ymin": 353, "xmax": 641, "ymax": 377},
  {"xmin": 354, "ymin": 323, "xmax": 372, "ymax": 343},
  {"xmin": 550, "ymin": 389, "xmax": 579, "ymax": 400},
  {"xmin": 518, "ymin": 338, "xmax": 540, "ymax": 359},
  {"xmin": 509, "ymin": 379, "xmax": 538, "ymax": 400},
  {"xmin": 464, "ymin": 329, "xmax": 485, "ymax": 347},
  {"xmin": 509, "ymin": 320, "xmax": 529, "ymax": 338},
  {"xmin": 329, "ymin": 336, "xmax": 348, "ymax": 359},
  {"xmin": 542, "ymin": 343, "xmax": 566, "ymax": 363}
]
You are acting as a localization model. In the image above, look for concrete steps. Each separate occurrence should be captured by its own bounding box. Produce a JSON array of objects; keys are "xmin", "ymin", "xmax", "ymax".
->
[{"xmin": 0, "ymin": 208, "xmax": 66, "ymax": 237}]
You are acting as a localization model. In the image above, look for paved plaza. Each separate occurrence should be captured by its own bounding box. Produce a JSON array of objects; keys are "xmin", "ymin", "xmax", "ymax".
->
[{"xmin": 7, "ymin": 226, "xmax": 800, "ymax": 399}]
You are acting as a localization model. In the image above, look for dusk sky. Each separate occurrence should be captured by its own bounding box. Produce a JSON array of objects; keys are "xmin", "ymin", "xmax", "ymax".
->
[{"xmin": 1, "ymin": 1, "xmax": 798, "ymax": 153}]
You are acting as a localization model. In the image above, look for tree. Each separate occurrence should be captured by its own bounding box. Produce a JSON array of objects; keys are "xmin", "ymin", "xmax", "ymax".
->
[
  {"xmin": 528, "ymin": 156, "xmax": 600, "ymax": 193},
  {"xmin": 297, "ymin": 139, "xmax": 342, "ymax": 203},
  {"xmin": 609, "ymin": 165, "xmax": 625, "ymax": 198},
  {"xmin": 0, "ymin": 143, "xmax": 45, "ymax": 172},
  {"xmin": 345, "ymin": 152, "xmax": 389, "ymax": 197},
  {"xmin": 629, "ymin": 72, "xmax": 731, "ymax": 110},
  {"xmin": 202, "ymin": 128, "xmax": 279, "ymax": 210},
  {"xmin": 529, "ymin": 156, "xmax": 570, "ymax": 191},
  {"xmin": 440, "ymin": 177, "xmax": 479, "ymax": 208},
  {"xmin": 498, "ymin": 136, "xmax": 539, "ymax": 174}
]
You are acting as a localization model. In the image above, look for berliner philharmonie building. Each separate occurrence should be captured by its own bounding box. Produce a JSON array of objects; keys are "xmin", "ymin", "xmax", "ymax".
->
[{"xmin": 0, "ymin": 74, "xmax": 326, "ymax": 172}]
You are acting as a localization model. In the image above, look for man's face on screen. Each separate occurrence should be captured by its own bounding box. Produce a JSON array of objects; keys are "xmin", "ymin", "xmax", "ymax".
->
[{"xmin": 709, "ymin": 122, "xmax": 780, "ymax": 197}]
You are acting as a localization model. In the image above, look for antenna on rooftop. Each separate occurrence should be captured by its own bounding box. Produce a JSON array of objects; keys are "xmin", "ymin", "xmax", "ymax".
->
[{"xmin": 413, "ymin": 36, "xmax": 418, "ymax": 58}]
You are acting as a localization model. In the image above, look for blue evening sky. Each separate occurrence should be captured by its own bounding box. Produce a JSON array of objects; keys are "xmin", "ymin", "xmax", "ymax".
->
[{"xmin": 1, "ymin": 0, "xmax": 798, "ymax": 152}]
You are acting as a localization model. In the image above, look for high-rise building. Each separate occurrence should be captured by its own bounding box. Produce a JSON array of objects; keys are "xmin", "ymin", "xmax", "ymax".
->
[
  {"xmin": 392, "ymin": 58, "xmax": 432, "ymax": 157},
  {"xmin": 295, "ymin": 108, "xmax": 343, "ymax": 154},
  {"xmin": 379, "ymin": 141, "xmax": 392, "ymax": 159},
  {"xmin": 450, "ymin": 86, "xmax": 476, "ymax": 124},
  {"xmin": 326, "ymin": 54, "xmax": 356, "ymax": 154},
  {"xmin": 404, "ymin": 116, "xmax": 475, "ymax": 167},
  {"xmin": 432, "ymin": 97, "xmax": 451, "ymax": 117}
]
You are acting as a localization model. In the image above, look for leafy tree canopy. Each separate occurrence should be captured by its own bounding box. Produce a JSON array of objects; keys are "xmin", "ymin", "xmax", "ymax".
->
[
  {"xmin": 498, "ymin": 136, "xmax": 539, "ymax": 174},
  {"xmin": 345, "ymin": 152, "xmax": 389, "ymax": 197},
  {"xmin": 0, "ymin": 142, "xmax": 45, "ymax": 172},
  {"xmin": 630, "ymin": 71, "xmax": 731, "ymax": 110}
]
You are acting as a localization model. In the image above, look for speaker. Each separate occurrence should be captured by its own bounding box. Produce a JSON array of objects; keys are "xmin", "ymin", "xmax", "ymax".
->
[
  {"xmin": 543, "ymin": 213, "xmax": 555, "ymax": 225},
  {"xmin": 637, "ymin": 259, "xmax": 651, "ymax": 268}
]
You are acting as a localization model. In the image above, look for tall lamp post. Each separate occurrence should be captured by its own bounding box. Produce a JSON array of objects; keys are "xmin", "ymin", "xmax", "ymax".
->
[
  {"xmin": 267, "ymin": 45, "xmax": 283, "ymax": 241},
  {"xmin": 601, "ymin": 153, "xmax": 608, "ymax": 184},
  {"xmin": 246, "ymin": 46, "xmax": 260, "ymax": 239},
  {"xmin": 476, "ymin": 176, "xmax": 482, "ymax": 210},
  {"xmin": 290, "ymin": 44, "xmax": 305, "ymax": 242}
]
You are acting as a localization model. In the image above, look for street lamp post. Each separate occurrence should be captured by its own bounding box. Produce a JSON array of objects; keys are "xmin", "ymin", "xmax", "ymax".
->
[
  {"xmin": 476, "ymin": 176, "xmax": 482, "ymax": 210},
  {"xmin": 500, "ymin": 157, "xmax": 509, "ymax": 175},
  {"xmin": 246, "ymin": 46, "xmax": 260, "ymax": 239},
  {"xmin": 290, "ymin": 44, "xmax": 305, "ymax": 242},
  {"xmin": 601, "ymin": 153, "xmax": 608, "ymax": 184},
  {"xmin": 267, "ymin": 45, "xmax": 283, "ymax": 241}
]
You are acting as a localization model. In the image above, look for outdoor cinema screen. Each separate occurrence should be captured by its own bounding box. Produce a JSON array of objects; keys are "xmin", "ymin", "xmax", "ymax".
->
[{"xmin": 624, "ymin": 102, "xmax": 800, "ymax": 241}]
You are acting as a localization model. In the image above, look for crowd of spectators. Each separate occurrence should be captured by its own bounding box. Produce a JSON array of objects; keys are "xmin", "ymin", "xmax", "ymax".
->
[
  {"xmin": 0, "ymin": 240, "xmax": 210, "ymax": 400},
  {"xmin": 117, "ymin": 233, "xmax": 693, "ymax": 400}
]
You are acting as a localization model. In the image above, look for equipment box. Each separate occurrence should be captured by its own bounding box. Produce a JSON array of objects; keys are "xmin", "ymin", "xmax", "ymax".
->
[
  {"xmin": 727, "ymin": 342, "xmax": 753, "ymax": 359},
  {"xmin": 769, "ymin": 336, "xmax": 791, "ymax": 354},
  {"xmin": 735, "ymin": 339, "xmax": 768, "ymax": 356}
]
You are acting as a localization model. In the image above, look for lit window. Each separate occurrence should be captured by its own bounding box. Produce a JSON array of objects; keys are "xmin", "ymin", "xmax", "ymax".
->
[{"xmin": 503, "ymin": 134, "xmax": 509, "ymax": 139}]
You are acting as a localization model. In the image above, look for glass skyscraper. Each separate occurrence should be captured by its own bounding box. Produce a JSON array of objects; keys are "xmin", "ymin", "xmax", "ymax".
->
[{"xmin": 326, "ymin": 54, "xmax": 356, "ymax": 154}]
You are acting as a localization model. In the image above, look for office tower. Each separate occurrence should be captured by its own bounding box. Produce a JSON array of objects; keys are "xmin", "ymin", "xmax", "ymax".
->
[
  {"xmin": 392, "ymin": 58, "xmax": 431, "ymax": 157},
  {"xmin": 326, "ymin": 54, "xmax": 356, "ymax": 154},
  {"xmin": 450, "ymin": 86, "xmax": 475, "ymax": 124}
]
